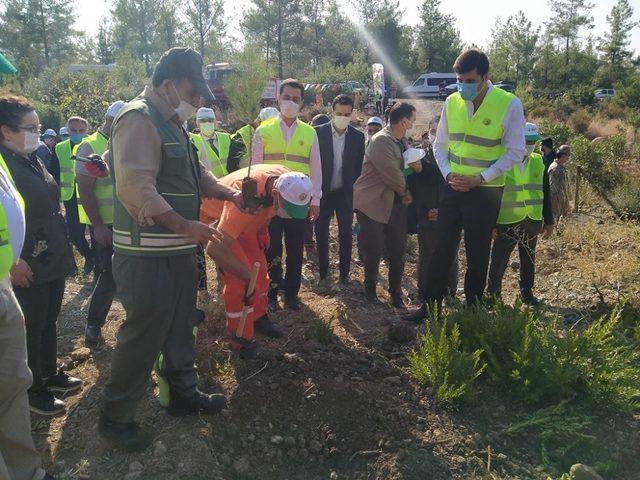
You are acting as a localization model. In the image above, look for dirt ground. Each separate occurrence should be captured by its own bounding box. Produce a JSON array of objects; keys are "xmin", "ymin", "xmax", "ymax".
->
[{"xmin": 34, "ymin": 191, "xmax": 640, "ymax": 480}]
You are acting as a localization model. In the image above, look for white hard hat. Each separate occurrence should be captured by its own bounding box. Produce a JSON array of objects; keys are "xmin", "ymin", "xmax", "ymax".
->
[
  {"xmin": 367, "ymin": 116, "xmax": 383, "ymax": 126},
  {"xmin": 196, "ymin": 107, "xmax": 216, "ymax": 120},
  {"xmin": 106, "ymin": 100, "xmax": 126, "ymax": 118},
  {"xmin": 275, "ymin": 172, "xmax": 312, "ymax": 219},
  {"xmin": 259, "ymin": 107, "xmax": 280, "ymax": 121},
  {"xmin": 43, "ymin": 129, "xmax": 57, "ymax": 137},
  {"xmin": 524, "ymin": 122, "xmax": 541, "ymax": 141},
  {"xmin": 403, "ymin": 148, "xmax": 426, "ymax": 168},
  {"xmin": 59, "ymin": 127, "xmax": 69, "ymax": 136}
]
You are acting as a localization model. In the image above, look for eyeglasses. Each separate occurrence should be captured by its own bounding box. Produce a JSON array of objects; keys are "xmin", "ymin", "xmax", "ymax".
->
[{"xmin": 14, "ymin": 124, "xmax": 41, "ymax": 134}]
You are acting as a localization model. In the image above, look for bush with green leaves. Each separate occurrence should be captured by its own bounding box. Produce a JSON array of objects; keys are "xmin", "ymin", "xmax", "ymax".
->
[{"xmin": 538, "ymin": 120, "xmax": 573, "ymax": 146}]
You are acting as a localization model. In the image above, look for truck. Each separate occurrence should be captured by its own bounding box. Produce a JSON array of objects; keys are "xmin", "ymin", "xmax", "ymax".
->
[{"xmin": 204, "ymin": 62, "xmax": 280, "ymax": 109}]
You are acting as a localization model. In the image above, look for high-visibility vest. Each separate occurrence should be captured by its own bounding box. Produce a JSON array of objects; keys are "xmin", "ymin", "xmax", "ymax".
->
[
  {"xmin": 446, "ymin": 87, "xmax": 515, "ymax": 187},
  {"xmin": 73, "ymin": 131, "xmax": 113, "ymax": 225},
  {"xmin": 258, "ymin": 118, "xmax": 314, "ymax": 175},
  {"xmin": 0, "ymin": 152, "xmax": 25, "ymax": 280},
  {"xmin": 497, "ymin": 152, "xmax": 545, "ymax": 225},
  {"xmin": 112, "ymin": 98, "xmax": 200, "ymax": 257},
  {"xmin": 189, "ymin": 132, "xmax": 230, "ymax": 178},
  {"xmin": 55, "ymin": 139, "xmax": 76, "ymax": 200},
  {"xmin": 232, "ymin": 124, "xmax": 255, "ymax": 169}
]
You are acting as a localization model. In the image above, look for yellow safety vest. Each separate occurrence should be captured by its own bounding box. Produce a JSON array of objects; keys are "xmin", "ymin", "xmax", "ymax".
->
[
  {"xmin": 258, "ymin": 118, "xmax": 314, "ymax": 175},
  {"xmin": 497, "ymin": 152, "xmax": 545, "ymax": 225},
  {"xmin": 446, "ymin": 87, "xmax": 515, "ymax": 187},
  {"xmin": 190, "ymin": 132, "xmax": 230, "ymax": 178},
  {"xmin": 232, "ymin": 124, "xmax": 255, "ymax": 169},
  {"xmin": 73, "ymin": 131, "xmax": 113, "ymax": 225},
  {"xmin": 0, "ymin": 152, "xmax": 25, "ymax": 280},
  {"xmin": 55, "ymin": 139, "xmax": 76, "ymax": 200}
]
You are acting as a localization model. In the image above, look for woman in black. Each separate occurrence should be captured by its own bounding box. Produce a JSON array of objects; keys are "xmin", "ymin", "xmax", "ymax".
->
[{"xmin": 0, "ymin": 95, "xmax": 80, "ymax": 416}]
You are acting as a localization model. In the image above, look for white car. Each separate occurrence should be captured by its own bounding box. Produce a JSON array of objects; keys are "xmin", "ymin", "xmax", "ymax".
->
[
  {"xmin": 594, "ymin": 88, "xmax": 616, "ymax": 100},
  {"xmin": 402, "ymin": 73, "xmax": 457, "ymax": 98}
]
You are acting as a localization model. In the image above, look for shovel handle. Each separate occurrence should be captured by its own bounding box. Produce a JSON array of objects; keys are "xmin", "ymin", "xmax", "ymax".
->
[{"xmin": 235, "ymin": 262, "xmax": 261, "ymax": 338}]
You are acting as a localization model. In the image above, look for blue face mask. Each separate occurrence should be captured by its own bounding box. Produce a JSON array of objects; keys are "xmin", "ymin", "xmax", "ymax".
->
[
  {"xmin": 70, "ymin": 132, "xmax": 85, "ymax": 145},
  {"xmin": 457, "ymin": 82, "xmax": 481, "ymax": 101}
]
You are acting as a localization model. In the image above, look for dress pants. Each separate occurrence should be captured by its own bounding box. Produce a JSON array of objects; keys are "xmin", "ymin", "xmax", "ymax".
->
[
  {"xmin": 487, "ymin": 218, "xmax": 542, "ymax": 297},
  {"xmin": 356, "ymin": 199, "xmax": 407, "ymax": 299},
  {"xmin": 0, "ymin": 280, "xmax": 46, "ymax": 480},
  {"xmin": 314, "ymin": 189, "xmax": 353, "ymax": 280},
  {"xmin": 417, "ymin": 217, "xmax": 458, "ymax": 300},
  {"xmin": 63, "ymin": 192, "xmax": 92, "ymax": 260},
  {"xmin": 14, "ymin": 277, "xmax": 66, "ymax": 393},
  {"xmin": 86, "ymin": 227, "xmax": 116, "ymax": 328},
  {"xmin": 102, "ymin": 253, "xmax": 199, "ymax": 423},
  {"xmin": 425, "ymin": 185, "xmax": 503, "ymax": 305},
  {"xmin": 266, "ymin": 216, "xmax": 306, "ymax": 301}
]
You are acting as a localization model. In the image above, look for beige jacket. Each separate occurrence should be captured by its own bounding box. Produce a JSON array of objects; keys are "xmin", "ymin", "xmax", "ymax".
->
[{"xmin": 353, "ymin": 127, "xmax": 407, "ymax": 224}]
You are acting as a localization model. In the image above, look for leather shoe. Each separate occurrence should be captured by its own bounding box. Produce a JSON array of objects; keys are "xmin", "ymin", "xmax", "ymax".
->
[
  {"xmin": 403, "ymin": 304, "xmax": 427, "ymax": 323},
  {"xmin": 364, "ymin": 290, "xmax": 379, "ymax": 305},
  {"xmin": 284, "ymin": 296, "xmax": 302, "ymax": 311},
  {"xmin": 99, "ymin": 416, "xmax": 152, "ymax": 452},
  {"xmin": 167, "ymin": 389, "xmax": 227, "ymax": 417},
  {"xmin": 391, "ymin": 295, "xmax": 406, "ymax": 309},
  {"xmin": 254, "ymin": 315, "xmax": 284, "ymax": 338},
  {"xmin": 268, "ymin": 295, "xmax": 281, "ymax": 313},
  {"xmin": 521, "ymin": 292, "xmax": 541, "ymax": 306}
]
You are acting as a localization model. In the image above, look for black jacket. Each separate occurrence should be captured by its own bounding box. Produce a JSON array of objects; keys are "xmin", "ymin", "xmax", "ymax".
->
[
  {"xmin": 315, "ymin": 122, "xmax": 365, "ymax": 209},
  {"xmin": 407, "ymin": 146, "xmax": 446, "ymax": 234}
]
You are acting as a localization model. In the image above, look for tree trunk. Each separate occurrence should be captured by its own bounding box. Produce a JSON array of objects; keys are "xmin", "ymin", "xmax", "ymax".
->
[
  {"xmin": 38, "ymin": 0, "xmax": 50, "ymax": 65},
  {"xmin": 277, "ymin": 1, "xmax": 283, "ymax": 78},
  {"xmin": 564, "ymin": 36, "xmax": 570, "ymax": 85}
]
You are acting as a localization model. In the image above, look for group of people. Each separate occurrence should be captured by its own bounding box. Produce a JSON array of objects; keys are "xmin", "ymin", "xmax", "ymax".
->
[{"xmin": 0, "ymin": 46, "xmax": 575, "ymax": 479}]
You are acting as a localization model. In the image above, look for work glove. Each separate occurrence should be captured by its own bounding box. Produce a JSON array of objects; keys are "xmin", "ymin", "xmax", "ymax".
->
[{"xmin": 84, "ymin": 154, "xmax": 109, "ymax": 178}]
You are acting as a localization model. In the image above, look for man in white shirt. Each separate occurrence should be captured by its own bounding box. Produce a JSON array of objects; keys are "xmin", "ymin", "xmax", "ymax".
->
[{"xmin": 406, "ymin": 49, "xmax": 525, "ymax": 319}]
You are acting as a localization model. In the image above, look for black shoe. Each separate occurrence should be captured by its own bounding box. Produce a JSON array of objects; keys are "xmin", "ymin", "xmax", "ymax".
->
[
  {"xmin": 47, "ymin": 371, "xmax": 82, "ymax": 394},
  {"xmin": 403, "ymin": 304, "xmax": 427, "ymax": 323},
  {"xmin": 521, "ymin": 292, "xmax": 541, "ymax": 306},
  {"xmin": 83, "ymin": 257, "xmax": 95, "ymax": 275},
  {"xmin": 284, "ymin": 296, "xmax": 302, "ymax": 311},
  {"xmin": 85, "ymin": 325, "xmax": 102, "ymax": 348},
  {"xmin": 43, "ymin": 473, "xmax": 57, "ymax": 480},
  {"xmin": 391, "ymin": 295, "xmax": 407, "ymax": 309},
  {"xmin": 339, "ymin": 275, "xmax": 351, "ymax": 285},
  {"xmin": 29, "ymin": 389, "xmax": 65, "ymax": 416},
  {"xmin": 99, "ymin": 416, "xmax": 152, "ymax": 452},
  {"xmin": 236, "ymin": 339, "xmax": 261, "ymax": 360},
  {"xmin": 365, "ymin": 290, "xmax": 379, "ymax": 305},
  {"xmin": 254, "ymin": 315, "xmax": 284, "ymax": 338},
  {"xmin": 167, "ymin": 389, "xmax": 227, "ymax": 417},
  {"xmin": 268, "ymin": 295, "xmax": 281, "ymax": 314}
]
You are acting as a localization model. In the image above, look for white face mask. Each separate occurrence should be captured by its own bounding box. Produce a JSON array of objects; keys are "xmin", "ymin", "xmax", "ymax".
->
[
  {"xmin": 169, "ymin": 82, "xmax": 198, "ymax": 122},
  {"xmin": 23, "ymin": 131, "xmax": 40, "ymax": 154},
  {"xmin": 200, "ymin": 122, "xmax": 216, "ymax": 137},
  {"xmin": 333, "ymin": 115, "xmax": 351, "ymax": 130},
  {"xmin": 280, "ymin": 100, "xmax": 300, "ymax": 119},
  {"xmin": 525, "ymin": 145, "xmax": 536, "ymax": 156}
]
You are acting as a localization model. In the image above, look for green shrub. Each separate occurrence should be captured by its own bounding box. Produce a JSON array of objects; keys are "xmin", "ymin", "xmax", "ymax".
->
[
  {"xmin": 538, "ymin": 120, "xmax": 573, "ymax": 146},
  {"xmin": 305, "ymin": 316, "xmax": 334, "ymax": 345},
  {"xmin": 409, "ymin": 319, "xmax": 485, "ymax": 405},
  {"xmin": 566, "ymin": 85, "xmax": 597, "ymax": 108},
  {"xmin": 568, "ymin": 109, "xmax": 591, "ymax": 135},
  {"xmin": 32, "ymin": 101, "xmax": 64, "ymax": 132}
]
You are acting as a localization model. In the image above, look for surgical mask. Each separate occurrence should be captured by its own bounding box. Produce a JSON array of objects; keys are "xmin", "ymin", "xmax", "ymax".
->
[
  {"xmin": 457, "ymin": 81, "xmax": 482, "ymax": 101},
  {"xmin": 525, "ymin": 145, "xmax": 536, "ymax": 156},
  {"xmin": 175, "ymin": 101, "xmax": 198, "ymax": 122},
  {"xmin": 280, "ymin": 100, "xmax": 300, "ymax": 119},
  {"xmin": 200, "ymin": 122, "xmax": 216, "ymax": 137},
  {"xmin": 70, "ymin": 132, "xmax": 85, "ymax": 144},
  {"xmin": 23, "ymin": 132, "xmax": 40, "ymax": 154},
  {"xmin": 333, "ymin": 115, "xmax": 351, "ymax": 130}
]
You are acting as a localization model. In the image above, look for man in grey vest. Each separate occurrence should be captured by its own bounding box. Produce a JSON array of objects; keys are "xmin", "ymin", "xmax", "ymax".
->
[{"xmin": 100, "ymin": 48, "xmax": 244, "ymax": 451}]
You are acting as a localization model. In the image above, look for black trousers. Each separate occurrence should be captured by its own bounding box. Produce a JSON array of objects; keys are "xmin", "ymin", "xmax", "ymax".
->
[
  {"xmin": 417, "ymin": 217, "xmax": 458, "ymax": 299},
  {"xmin": 266, "ymin": 216, "xmax": 306, "ymax": 300},
  {"xmin": 86, "ymin": 227, "xmax": 116, "ymax": 328},
  {"xmin": 356, "ymin": 200, "xmax": 407, "ymax": 298},
  {"xmin": 64, "ymin": 193, "xmax": 92, "ymax": 260},
  {"xmin": 314, "ymin": 189, "xmax": 354, "ymax": 280},
  {"xmin": 425, "ymin": 185, "xmax": 503, "ymax": 305},
  {"xmin": 14, "ymin": 277, "xmax": 66, "ymax": 392},
  {"xmin": 487, "ymin": 218, "xmax": 542, "ymax": 297}
]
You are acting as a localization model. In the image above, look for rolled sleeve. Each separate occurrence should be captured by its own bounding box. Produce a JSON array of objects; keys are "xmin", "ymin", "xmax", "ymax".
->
[{"xmin": 112, "ymin": 111, "xmax": 172, "ymax": 225}]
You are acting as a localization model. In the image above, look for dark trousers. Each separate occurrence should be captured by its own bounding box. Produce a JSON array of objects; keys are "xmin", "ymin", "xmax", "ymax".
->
[
  {"xmin": 425, "ymin": 185, "xmax": 503, "ymax": 305},
  {"xmin": 487, "ymin": 218, "xmax": 541, "ymax": 297},
  {"xmin": 266, "ymin": 216, "xmax": 306, "ymax": 300},
  {"xmin": 196, "ymin": 245, "xmax": 208, "ymax": 291},
  {"xmin": 314, "ymin": 189, "xmax": 353, "ymax": 280},
  {"xmin": 86, "ymin": 227, "xmax": 116, "ymax": 328},
  {"xmin": 356, "ymin": 200, "xmax": 407, "ymax": 298},
  {"xmin": 304, "ymin": 219, "xmax": 315, "ymax": 246},
  {"xmin": 103, "ymin": 253, "xmax": 199, "ymax": 423},
  {"xmin": 417, "ymin": 217, "xmax": 458, "ymax": 299},
  {"xmin": 14, "ymin": 277, "xmax": 66, "ymax": 392},
  {"xmin": 64, "ymin": 193, "xmax": 92, "ymax": 259}
]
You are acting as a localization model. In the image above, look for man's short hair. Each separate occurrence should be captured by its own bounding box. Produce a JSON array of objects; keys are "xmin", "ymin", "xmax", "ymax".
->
[
  {"xmin": 279, "ymin": 78, "xmax": 305, "ymax": 98},
  {"xmin": 332, "ymin": 94, "xmax": 354, "ymax": 110},
  {"xmin": 310, "ymin": 114, "xmax": 330, "ymax": 126},
  {"xmin": 388, "ymin": 102, "xmax": 416, "ymax": 125},
  {"xmin": 67, "ymin": 116, "xmax": 88, "ymax": 127},
  {"xmin": 454, "ymin": 49, "xmax": 490, "ymax": 76}
]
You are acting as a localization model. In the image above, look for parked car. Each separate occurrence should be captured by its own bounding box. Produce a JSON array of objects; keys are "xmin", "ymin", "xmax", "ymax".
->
[
  {"xmin": 594, "ymin": 88, "xmax": 616, "ymax": 100},
  {"xmin": 402, "ymin": 72, "xmax": 457, "ymax": 98},
  {"xmin": 494, "ymin": 82, "xmax": 516, "ymax": 93}
]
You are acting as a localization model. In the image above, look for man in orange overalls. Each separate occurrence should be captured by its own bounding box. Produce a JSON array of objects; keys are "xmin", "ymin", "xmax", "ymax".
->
[{"xmin": 202, "ymin": 165, "xmax": 312, "ymax": 358}]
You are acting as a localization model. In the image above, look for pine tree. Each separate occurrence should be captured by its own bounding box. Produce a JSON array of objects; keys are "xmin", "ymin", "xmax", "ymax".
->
[
  {"xmin": 598, "ymin": 0, "xmax": 638, "ymax": 69},
  {"xmin": 416, "ymin": 0, "xmax": 463, "ymax": 73},
  {"xmin": 95, "ymin": 24, "xmax": 115, "ymax": 65},
  {"xmin": 184, "ymin": 0, "xmax": 225, "ymax": 60},
  {"xmin": 488, "ymin": 11, "xmax": 539, "ymax": 85}
]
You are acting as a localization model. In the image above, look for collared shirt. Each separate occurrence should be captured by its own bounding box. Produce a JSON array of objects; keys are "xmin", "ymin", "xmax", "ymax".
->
[
  {"xmin": 330, "ymin": 122, "xmax": 347, "ymax": 191},
  {"xmin": 433, "ymin": 81, "xmax": 526, "ymax": 183},
  {"xmin": 111, "ymin": 86, "xmax": 230, "ymax": 226},
  {"xmin": 251, "ymin": 115, "xmax": 322, "ymax": 206}
]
